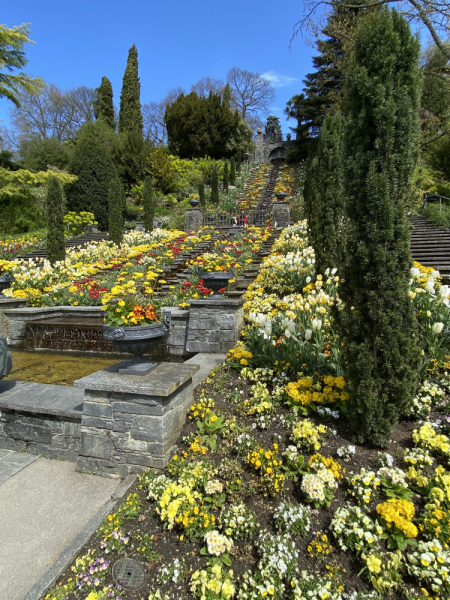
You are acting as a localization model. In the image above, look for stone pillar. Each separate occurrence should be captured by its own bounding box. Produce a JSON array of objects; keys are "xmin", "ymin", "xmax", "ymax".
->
[
  {"xmin": 186, "ymin": 297, "xmax": 244, "ymax": 353},
  {"xmin": 161, "ymin": 306, "xmax": 191, "ymax": 357},
  {"xmin": 272, "ymin": 201, "xmax": 290, "ymax": 229},
  {"xmin": 255, "ymin": 133, "xmax": 266, "ymax": 163},
  {"xmin": 0, "ymin": 298, "xmax": 28, "ymax": 340},
  {"xmin": 184, "ymin": 209, "xmax": 203, "ymax": 233},
  {"xmin": 74, "ymin": 362, "xmax": 199, "ymax": 478}
]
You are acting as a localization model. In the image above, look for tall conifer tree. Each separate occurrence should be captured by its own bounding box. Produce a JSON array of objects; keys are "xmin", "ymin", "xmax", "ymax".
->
[
  {"xmin": 339, "ymin": 9, "xmax": 422, "ymax": 446},
  {"xmin": 108, "ymin": 178, "xmax": 124, "ymax": 245},
  {"xmin": 142, "ymin": 177, "xmax": 155, "ymax": 232},
  {"xmin": 223, "ymin": 160, "xmax": 229, "ymax": 193},
  {"xmin": 210, "ymin": 168, "xmax": 219, "ymax": 205},
  {"xmin": 94, "ymin": 77, "xmax": 115, "ymax": 130},
  {"xmin": 198, "ymin": 182, "xmax": 205, "ymax": 206},
  {"xmin": 229, "ymin": 157, "xmax": 236, "ymax": 185},
  {"xmin": 46, "ymin": 176, "xmax": 65, "ymax": 265},
  {"xmin": 66, "ymin": 124, "xmax": 117, "ymax": 231},
  {"xmin": 119, "ymin": 44, "xmax": 143, "ymax": 134},
  {"xmin": 304, "ymin": 112, "xmax": 345, "ymax": 274}
]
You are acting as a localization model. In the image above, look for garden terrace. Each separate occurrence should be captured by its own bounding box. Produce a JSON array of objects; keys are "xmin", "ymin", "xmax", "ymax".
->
[
  {"xmin": 411, "ymin": 215, "xmax": 450, "ymax": 281},
  {"xmin": 41, "ymin": 220, "xmax": 450, "ymax": 600}
]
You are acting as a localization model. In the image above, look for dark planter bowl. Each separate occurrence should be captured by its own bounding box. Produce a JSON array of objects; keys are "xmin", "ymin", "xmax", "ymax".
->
[
  {"xmin": 0, "ymin": 274, "xmax": 14, "ymax": 296},
  {"xmin": 103, "ymin": 311, "xmax": 172, "ymax": 373},
  {"xmin": 189, "ymin": 198, "xmax": 200, "ymax": 208},
  {"xmin": 199, "ymin": 270, "xmax": 235, "ymax": 297},
  {"xmin": 275, "ymin": 192, "xmax": 288, "ymax": 201}
]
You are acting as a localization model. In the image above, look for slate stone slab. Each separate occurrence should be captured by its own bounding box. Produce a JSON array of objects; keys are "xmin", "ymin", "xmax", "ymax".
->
[
  {"xmin": 74, "ymin": 362, "xmax": 199, "ymax": 397},
  {"xmin": 0, "ymin": 451, "xmax": 38, "ymax": 485}
]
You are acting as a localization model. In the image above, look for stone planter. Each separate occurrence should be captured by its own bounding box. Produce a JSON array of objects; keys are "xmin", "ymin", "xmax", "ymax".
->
[
  {"xmin": 0, "ymin": 274, "xmax": 14, "ymax": 296},
  {"xmin": 189, "ymin": 198, "xmax": 200, "ymax": 208},
  {"xmin": 199, "ymin": 269, "xmax": 235, "ymax": 298},
  {"xmin": 103, "ymin": 311, "xmax": 171, "ymax": 375}
]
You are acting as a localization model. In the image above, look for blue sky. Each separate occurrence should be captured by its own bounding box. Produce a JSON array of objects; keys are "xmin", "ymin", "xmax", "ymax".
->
[{"xmin": 0, "ymin": 0, "xmax": 316, "ymax": 134}]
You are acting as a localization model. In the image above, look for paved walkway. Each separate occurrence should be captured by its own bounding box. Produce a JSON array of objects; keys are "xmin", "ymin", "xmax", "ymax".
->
[{"xmin": 0, "ymin": 453, "xmax": 118, "ymax": 600}]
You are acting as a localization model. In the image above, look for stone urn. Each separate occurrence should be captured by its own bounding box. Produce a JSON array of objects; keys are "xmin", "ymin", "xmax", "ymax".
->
[
  {"xmin": 103, "ymin": 310, "xmax": 172, "ymax": 375},
  {"xmin": 0, "ymin": 273, "xmax": 14, "ymax": 296},
  {"xmin": 189, "ymin": 198, "xmax": 200, "ymax": 208},
  {"xmin": 275, "ymin": 192, "xmax": 288, "ymax": 201},
  {"xmin": 198, "ymin": 268, "xmax": 236, "ymax": 298}
]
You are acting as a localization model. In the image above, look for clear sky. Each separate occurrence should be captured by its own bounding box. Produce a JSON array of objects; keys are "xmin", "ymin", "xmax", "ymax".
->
[{"xmin": 0, "ymin": 0, "xmax": 316, "ymax": 134}]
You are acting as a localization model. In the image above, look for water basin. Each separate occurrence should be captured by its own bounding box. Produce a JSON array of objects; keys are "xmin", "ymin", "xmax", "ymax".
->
[{"xmin": 4, "ymin": 350, "xmax": 183, "ymax": 386}]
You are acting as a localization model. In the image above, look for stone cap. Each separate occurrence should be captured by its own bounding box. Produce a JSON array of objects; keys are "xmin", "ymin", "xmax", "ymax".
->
[
  {"xmin": 189, "ymin": 297, "xmax": 244, "ymax": 308},
  {"xmin": 73, "ymin": 361, "xmax": 200, "ymax": 397},
  {"xmin": 0, "ymin": 298, "xmax": 28, "ymax": 307},
  {"xmin": 160, "ymin": 307, "xmax": 190, "ymax": 318}
]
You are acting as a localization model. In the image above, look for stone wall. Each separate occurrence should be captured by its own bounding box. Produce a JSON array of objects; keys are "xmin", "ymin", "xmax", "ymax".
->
[
  {"xmin": 272, "ymin": 202, "xmax": 290, "ymax": 229},
  {"xmin": 0, "ymin": 410, "xmax": 81, "ymax": 460},
  {"xmin": 3, "ymin": 305, "xmax": 103, "ymax": 347},
  {"xmin": 186, "ymin": 297, "xmax": 244, "ymax": 353},
  {"xmin": 184, "ymin": 208, "xmax": 203, "ymax": 233}
]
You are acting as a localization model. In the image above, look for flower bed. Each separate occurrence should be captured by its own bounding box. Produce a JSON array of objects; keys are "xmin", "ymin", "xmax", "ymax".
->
[
  {"xmin": 238, "ymin": 164, "xmax": 272, "ymax": 212},
  {"xmin": 44, "ymin": 220, "xmax": 450, "ymax": 600},
  {"xmin": 2, "ymin": 228, "xmax": 219, "ymax": 308}
]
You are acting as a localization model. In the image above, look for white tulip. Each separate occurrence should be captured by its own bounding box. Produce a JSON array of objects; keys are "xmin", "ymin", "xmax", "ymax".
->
[
  {"xmin": 425, "ymin": 278, "xmax": 435, "ymax": 293},
  {"xmin": 312, "ymin": 318, "xmax": 322, "ymax": 330},
  {"xmin": 305, "ymin": 329, "xmax": 312, "ymax": 341},
  {"xmin": 306, "ymin": 276, "xmax": 311, "ymax": 283},
  {"xmin": 325, "ymin": 268, "xmax": 330, "ymax": 276},
  {"xmin": 439, "ymin": 285, "xmax": 449, "ymax": 298},
  {"xmin": 432, "ymin": 322, "xmax": 444, "ymax": 334},
  {"xmin": 431, "ymin": 270, "xmax": 440, "ymax": 279},
  {"xmin": 331, "ymin": 267, "xmax": 338, "ymax": 275},
  {"xmin": 410, "ymin": 267, "xmax": 420, "ymax": 279}
]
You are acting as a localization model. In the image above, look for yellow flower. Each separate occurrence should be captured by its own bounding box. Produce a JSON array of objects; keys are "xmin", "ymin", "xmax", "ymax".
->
[{"xmin": 366, "ymin": 555, "xmax": 382, "ymax": 573}]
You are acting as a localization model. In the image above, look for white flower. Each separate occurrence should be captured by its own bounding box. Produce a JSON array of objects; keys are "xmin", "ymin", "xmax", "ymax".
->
[
  {"xmin": 305, "ymin": 329, "xmax": 312, "ymax": 341},
  {"xmin": 432, "ymin": 322, "xmax": 444, "ymax": 334},
  {"xmin": 425, "ymin": 277, "xmax": 435, "ymax": 293}
]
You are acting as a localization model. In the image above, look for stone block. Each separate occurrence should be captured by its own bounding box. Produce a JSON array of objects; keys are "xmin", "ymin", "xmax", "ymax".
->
[
  {"xmin": 63, "ymin": 421, "xmax": 81, "ymax": 436},
  {"xmin": 83, "ymin": 402, "xmax": 113, "ymax": 418},
  {"xmin": 113, "ymin": 437, "xmax": 147, "ymax": 453},
  {"xmin": 4, "ymin": 420, "xmax": 52, "ymax": 444},
  {"xmin": 82, "ymin": 416, "xmax": 113, "ymax": 430},
  {"xmin": 84, "ymin": 390, "xmax": 111, "ymax": 404},
  {"xmin": 187, "ymin": 318, "xmax": 218, "ymax": 330},
  {"xmin": 186, "ymin": 341, "xmax": 221, "ymax": 353},
  {"xmin": 0, "ymin": 433, "xmax": 27, "ymax": 451},
  {"xmin": 79, "ymin": 432, "xmax": 112, "ymax": 460}
]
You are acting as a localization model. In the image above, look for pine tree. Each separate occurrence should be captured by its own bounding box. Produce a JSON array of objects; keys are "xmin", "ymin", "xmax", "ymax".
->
[
  {"xmin": 119, "ymin": 44, "xmax": 143, "ymax": 135},
  {"xmin": 339, "ymin": 9, "xmax": 422, "ymax": 446},
  {"xmin": 210, "ymin": 168, "xmax": 219, "ymax": 205},
  {"xmin": 65, "ymin": 123, "xmax": 117, "ymax": 231},
  {"xmin": 223, "ymin": 160, "xmax": 229, "ymax": 193},
  {"xmin": 142, "ymin": 176, "xmax": 155, "ymax": 232},
  {"xmin": 108, "ymin": 178, "xmax": 124, "ymax": 245},
  {"xmin": 94, "ymin": 76, "xmax": 115, "ymax": 130},
  {"xmin": 236, "ymin": 149, "xmax": 242, "ymax": 173},
  {"xmin": 46, "ymin": 176, "xmax": 65, "ymax": 265},
  {"xmin": 198, "ymin": 182, "xmax": 205, "ymax": 206},
  {"xmin": 304, "ymin": 112, "xmax": 345, "ymax": 274},
  {"xmin": 285, "ymin": 0, "xmax": 366, "ymax": 158},
  {"xmin": 229, "ymin": 157, "xmax": 236, "ymax": 185}
]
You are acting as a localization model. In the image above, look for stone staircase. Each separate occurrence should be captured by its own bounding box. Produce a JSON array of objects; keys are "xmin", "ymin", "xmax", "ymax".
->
[
  {"xmin": 410, "ymin": 216, "xmax": 450, "ymax": 281},
  {"xmin": 250, "ymin": 163, "xmax": 280, "ymax": 225}
]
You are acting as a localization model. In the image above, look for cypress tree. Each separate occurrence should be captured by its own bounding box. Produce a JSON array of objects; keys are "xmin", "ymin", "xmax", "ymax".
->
[
  {"xmin": 46, "ymin": 176, "xmax": 65, "ymax": 265},
  {"xmin": 210, "ymin": 168, "xmax": 219, "ymax": 205},
  {"xmin": 339, "ymin": 9, "xmax": 422, "ymax": 446},
  {"xmin": 94, "ymin": 76, "xmax": 115, "ymax": 130},
  {"xmin": 198, "ymin": 182, "xmax": 205, "ymax": 207},
  {"xmin": 142, "ymin": 177, "xmax": 155, "ymax": 232},
  {"xmin": 119, "ymin": 44, "xmax": 143, "ymax": 135},
  {"xmin": 66, "ymin": 124, "xmax": 117, "ymax": 231},
  {"xmin": 236, "ymin": 149, "xmax": 242, "ymax": 173},
  {"xmin": 304, "ymin": 112, "xmax": 345, "ymax": 274},
  {"xmin": 108, "ymin": 178, "xmax": 124, "ymax": 245},
  {"xmin": 223, "ymin": 160, "xmax": 229, "ymax": 193},
  {"xmin": 229, "ymin": 157, "xmax": 236, "ymax": 185}
]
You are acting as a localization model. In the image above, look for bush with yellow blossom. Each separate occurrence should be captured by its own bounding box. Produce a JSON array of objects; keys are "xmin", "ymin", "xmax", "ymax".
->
[
  {"xmin": 190, "ymin": 560, "xmax": 235, "ymax": 600},
  {"xmin": 291, "ymin": 418, "xmax": 329, "ymax": 452}
]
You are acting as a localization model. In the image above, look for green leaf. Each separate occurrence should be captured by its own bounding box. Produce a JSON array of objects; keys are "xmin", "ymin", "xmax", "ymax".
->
[
  {"xmin": 200, "ymin": 547, "xmax": 208, "ymax": 556},
  {"xmin": 221, "ymin": 554, "xmax": 232, "ymax": 566}
]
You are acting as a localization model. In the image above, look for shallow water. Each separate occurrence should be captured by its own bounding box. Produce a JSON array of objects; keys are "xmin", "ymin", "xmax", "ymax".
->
[{"xmin": 5, "ymin": 350, "xmax": 122, "ymax": 386}]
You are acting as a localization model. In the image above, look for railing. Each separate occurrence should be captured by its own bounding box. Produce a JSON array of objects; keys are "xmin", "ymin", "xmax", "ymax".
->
[
  {"xmin": 423, "ymin": 192, "xmax": 450, "ymax": 211},
  {"xmin": 201, "ymin": 207, "xmax": 272, "ymax": 228}
]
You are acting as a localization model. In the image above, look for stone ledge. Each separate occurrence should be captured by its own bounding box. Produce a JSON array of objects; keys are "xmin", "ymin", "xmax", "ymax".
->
[
  {"xmin": 0, "ymin": 380, "xmax": 84, "ymax": 420},
  {"xmin": 74, "ymin": 362, "xmax": 199, "ymax": 397},
  {"xmin": 188, "ymin": 297, "xmax": 244, "ymax": 308}
]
